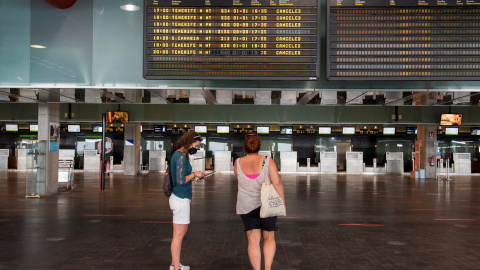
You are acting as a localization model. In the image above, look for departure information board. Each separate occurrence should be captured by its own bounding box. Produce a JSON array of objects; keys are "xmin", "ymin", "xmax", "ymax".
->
[
  {"xmin": 144, "ymin": 0, "xmax": 319, "ymax": 80},
  {"xmin": 328, "ymin": 0, "xmax": 480, "ymax": 80}
]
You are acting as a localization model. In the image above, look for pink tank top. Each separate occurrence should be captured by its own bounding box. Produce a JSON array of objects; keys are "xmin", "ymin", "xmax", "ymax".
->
[{"xmin": 245, "ymin": 174, "xmax": 260, "ymax": 179}]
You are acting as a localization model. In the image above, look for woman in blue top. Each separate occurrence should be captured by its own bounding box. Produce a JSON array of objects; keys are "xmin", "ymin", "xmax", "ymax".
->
[{"xmin": 169, "ymin": 131, "xmax": 207, "ymax": 270}]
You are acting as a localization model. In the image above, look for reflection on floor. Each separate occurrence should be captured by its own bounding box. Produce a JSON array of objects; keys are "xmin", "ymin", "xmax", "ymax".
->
[{"xmin": 1, "ymin": 172, "xmax": 480, "ymax": 269}]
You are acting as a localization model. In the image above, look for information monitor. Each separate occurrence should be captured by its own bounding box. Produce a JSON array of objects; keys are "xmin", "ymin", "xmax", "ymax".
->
[
  {"xmin": 327, "ymin": 0, "xmax": 480, "ymax": 80},
  {"xmin": 144, "ymin": 0, "xmax": 320, "ymax": 80}
]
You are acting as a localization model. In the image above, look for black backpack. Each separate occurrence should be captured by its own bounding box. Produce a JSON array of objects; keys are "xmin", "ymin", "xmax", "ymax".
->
[{"xmin": 163, "ymin": 160, "xmax": 174, "ymax": 197}]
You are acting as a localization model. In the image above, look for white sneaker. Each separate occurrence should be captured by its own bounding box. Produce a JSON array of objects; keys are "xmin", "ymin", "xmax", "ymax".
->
[{"xmin": 169, "ymin": 264, "xmax": 190, "ymax": 270}]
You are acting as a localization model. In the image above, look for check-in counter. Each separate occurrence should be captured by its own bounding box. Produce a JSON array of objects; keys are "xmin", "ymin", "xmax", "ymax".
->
[
  {"xmin": 190, "ymin": 150, "xmax": 205, "ymax": 172},
  {"xmin": 59, "ymin": 149, "xmax": 75, "ymax": 161},
  {"xmin": 59, "ymin": 149, "xmax": 75, "ymax": 187},
  {"xmin": 346, "ymin": 152, "xmax": 363, "ymax": 174},
  {"xmin": 84, "ymin": 149, "xmax": 100, "ymax": 172},
  {"xmin": 16, "ymin": 149, "xmax": 28, "ymax": 171},
  {"xmin": 214, "ymin": 150, "xmax": 232, "ymax": 171},
  {"xmin": 149, "ymin": 150, "xmax": 166, "ymax": 172},
  {"xmin": 0, "ymin": 149, "xmax": 9, "ymax": 171},
  {"xmin": 320, "ymin": 152, "xmax": 337, "ymax": 173},
  {"xmin": 386, "ymin": 152, "xmax": 403, "ymax": 174},
  {"xmin": 453, "ymin": 153, "xmax": 471, "ymax": 174},
  {"xmin": 280, "ymin": 151, "xmax": 297, "ymax": 172}
]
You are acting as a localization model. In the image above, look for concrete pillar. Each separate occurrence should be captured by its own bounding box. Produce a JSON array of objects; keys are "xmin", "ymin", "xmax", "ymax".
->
[
  {"xmin": 320, "ymin": 91, "xmax": 337, "ymax": 104},
  {"xmin": 38, "ymin": 102, "xmax": 60, "ymax": 196},
  {"xmin": 123, "ymin": 90, "xmax": 142, "ymax": 175},
  {"xmin": 255, "ymin": 91, "xmax": 271, "ymax": 105},
  {"xmin": 417, "ymin": 92, "xmax": 438, "ymax": 178},
  {"xmin": 216, "ymin": 90, "xmax": 233, "ymax": 104},
  {"xmin": 189, "ymin": 90, "xmax": 206, "ymax": 104},
  {"xmin": 417, "ymin": 125, "xmax": 437, "ymax": 178},
  {"xmin": 123, "ymin": 123, "xmax": 141, "ymax": 175},
  {"xmin": 280, "ymin": 91, "xmax": 296, "ymax": 105}
]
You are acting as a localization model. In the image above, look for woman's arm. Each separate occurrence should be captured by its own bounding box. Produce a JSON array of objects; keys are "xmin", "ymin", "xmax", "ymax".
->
[
  {"xmin": 174, "ymin": 155, "xmax": 204, "ymax": 184},
  {"xmin": 268, "ymin": 158, "xmax": 286, "ymax": 208},
  {"xmin": 233, "ymin": 158, "xmax": 238, "ymax": 177}
]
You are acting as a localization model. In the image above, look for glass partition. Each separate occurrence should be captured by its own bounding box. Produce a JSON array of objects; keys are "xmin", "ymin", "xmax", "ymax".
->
[
  {"xmin": 376, "ymin": 139, "xmax": 413, "ymax": 172},
  {"xmin": 25, "ymin": 140, "xmax": 46, "ymax": 197},
  {"xmin": 315, "ymin": 137, "xmax": 351, "ymax": 163},
  {"xmin": 141, "ymin": 136, "xmax": 172, "ymax": 167},
  {"xmin": 437, "ymin": 139, "xmax": 475, "ymax": 159},
  {"xmin": 259, "ymin": 137, "xmax": 292, "ymax": 168}
]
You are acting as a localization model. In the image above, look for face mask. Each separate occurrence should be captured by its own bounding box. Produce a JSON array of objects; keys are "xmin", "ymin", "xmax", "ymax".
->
[{"xmin": 188, "ymin": 147, "xmax": 197, "ymax": 155}]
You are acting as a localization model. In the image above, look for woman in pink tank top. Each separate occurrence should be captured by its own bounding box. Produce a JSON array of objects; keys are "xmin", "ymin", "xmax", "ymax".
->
[{"xmin": 234, "ymin": 134, "xmax": 286, "ymax": 270}]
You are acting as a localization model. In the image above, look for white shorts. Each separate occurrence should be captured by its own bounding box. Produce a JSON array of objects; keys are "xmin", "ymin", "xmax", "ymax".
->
[{"xmin": 169, "ymin": 194, "xmax": 191, "ymax": 224}]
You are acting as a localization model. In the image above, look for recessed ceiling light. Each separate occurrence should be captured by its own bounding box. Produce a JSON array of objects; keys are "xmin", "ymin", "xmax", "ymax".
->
[
  {"xmin": 30, "ymin": 45, "xmax": 46, "ymax": 49},
  {"xmin": 120, "ymin": 4, "xmax": 140, "ymax": 11}
]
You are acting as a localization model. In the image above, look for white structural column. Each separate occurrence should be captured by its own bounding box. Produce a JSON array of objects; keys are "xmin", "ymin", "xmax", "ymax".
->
[
  {"xmin": 123, "ymin": 90, "xmax": 142, "ymax": 175},
  {"xmin": 38, "ymin": 96, "xmax": 60, "ymax": 195}
]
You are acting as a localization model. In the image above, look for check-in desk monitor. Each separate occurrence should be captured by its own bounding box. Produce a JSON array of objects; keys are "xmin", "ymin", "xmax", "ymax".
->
[
  {"xmin": 0, "ymin": 149, "xmax": 9, "ymax": 171},
  {"xmin": 149, "ymin": 150, "xmax": 167, "ymax": 172},
  {"xmin": 190, "ymin": 150, "xmax": 206, "ymax": 172},
  {"xmin": 84, "ymin": 150, "xmax": 100, "ymax": 172},
  {"xmin": 386, "ymin": 152, "xmax": 403, "ymax": 174},
  {"xmin": 214, "ymin": 150, "xmax": 232, "ymax": 172},
  {"xmin": 346, "ymin": 152, "xmax": 363, "ymax": 174},
  {"xmin": 280, "ymin": 151, "xmax": 297, "ymax": 172},
  {"xmin": 320, "ymin": 152, "xmax": 337, "ymax": 173},
  {"xmin": 453, "ymin": 153, "xmax": 471, "ymax": 175}
]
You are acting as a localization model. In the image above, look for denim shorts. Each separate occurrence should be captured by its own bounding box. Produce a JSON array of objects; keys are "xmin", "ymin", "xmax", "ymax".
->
[{"xmin": 240, "ymin": 206, "xmax": 277, "ymax": 231}]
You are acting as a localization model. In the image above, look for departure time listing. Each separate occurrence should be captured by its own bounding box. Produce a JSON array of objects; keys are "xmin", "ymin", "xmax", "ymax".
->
[{"xmin": 144, "ymin": 0, "xmax": 319, "ymax": 80}]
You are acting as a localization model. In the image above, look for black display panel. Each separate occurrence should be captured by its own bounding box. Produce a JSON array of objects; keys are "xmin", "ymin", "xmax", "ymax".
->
[
  {"xmin": 327, "ymin": 0, "xmax": 480, "ymax": 80},
  {"xmin": 154, "ymin": 125, "xmax": 167, "ymax": 133},
  {"xmin": 144, "ymin": 0, "xmax": 320, "ymax": 80}
]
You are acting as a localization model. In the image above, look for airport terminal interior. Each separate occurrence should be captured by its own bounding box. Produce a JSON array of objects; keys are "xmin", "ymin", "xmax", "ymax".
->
[{"xmin": 2, "ymin": 0, "xmax": 480, "ymax": 269}]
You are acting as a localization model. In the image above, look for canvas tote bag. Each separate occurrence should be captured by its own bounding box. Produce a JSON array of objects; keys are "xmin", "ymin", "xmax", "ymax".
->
[{"xmin": 260, "ymin": 157, "xmax": 286, "ymax": 218}]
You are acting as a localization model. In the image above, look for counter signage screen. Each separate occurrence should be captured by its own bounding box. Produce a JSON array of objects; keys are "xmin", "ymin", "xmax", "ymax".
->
[
  {"xmin": 342, "ymin": 127, "xmax": 355, "ymax": 135},
  {"xmin": 144, "ymin": 0, "xmax": 320, "ymax": 80},
  {"xmin": 406, "ymin": 127, "xmax": 417, "ymax": 135},
  {"xmin": 154, "ymin": 125, "xmax": 167, "ymax": 133},
  {"xmin": 217, "ymin": 126, "xmax": 230, "ymax": 134},
  {"xmin": 440, "ymin": 113, "xmax": 462, "ymax": 126},
  {"xmin": 445, "ymin": 127, "xmax": 459, "ymax": 135},
  {"xmin": 383, "ymin": 127, "xmax": 395, "ymax": 135},
  {"xmin": 280, "ymin": 126, "xmax": 293, "ymax": 135},
  {"xmin": 327, "ymin": 0, "xmax": 480, "ymax": 80},
  {"xmin": 194, "ymin": 125, "xmax": 207, "ymax": 133},
  {"xmin": 318, "ymin": 127, "xmax": 331, "ymax": 135},
  {"xmin": 29, "ymin": 124, "xmax": 38, "ymax": 132},
  {"xmin": 68, "ymin": 125, "xmax": 81, "ymax": 133},
  {"xmin": 5, "ymin": 124, "xmax": 18, "ymax": 132},
  {"xmin": 92, "ymin": 125, "xmax": 103, "ymax": 133},
  {"xmin": 257, "ymin": 126, "xmax": 269, "ymax": 134},
  {"xmin": 471, "ymin": 128, "xmax": 480, "ymax": 135}
]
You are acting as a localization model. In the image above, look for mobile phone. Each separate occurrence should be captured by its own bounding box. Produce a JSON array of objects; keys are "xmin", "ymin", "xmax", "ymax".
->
[{"xmin": 201, "ymin": 171, "xmax": 215, "ymax": 179}]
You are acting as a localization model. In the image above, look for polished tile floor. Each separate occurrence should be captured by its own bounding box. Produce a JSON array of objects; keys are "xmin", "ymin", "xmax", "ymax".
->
[{"xmin": 1, "ymin": 172, "xmax": 480, "ymax": 269}]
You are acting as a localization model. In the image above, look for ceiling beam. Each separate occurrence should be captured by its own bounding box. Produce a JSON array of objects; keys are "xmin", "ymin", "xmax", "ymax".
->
[
  {"xmin": 88, "ymin": 88, "xmax": 132, "ymax": 104},
  {"xmin": 296, "ymin": 91, "xmax": 317, "ymax": 105},
  {"xmin": 0, "ymin": 89, "xmax": 43, "ymax": 103},
  {"xmin": 385, "ymin": 91, "xmax": 428, "ymax": 106}
]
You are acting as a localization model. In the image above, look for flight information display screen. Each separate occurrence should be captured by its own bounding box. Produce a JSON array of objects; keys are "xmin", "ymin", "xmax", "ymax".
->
[
  {"xmin": 327, "ymin": 0, "xmax": 480, "ymax": 80},
  {"xmin": 144, "ymin": 0, "xmax": 319, "ymax": 80}
]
